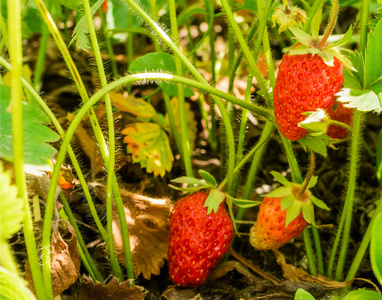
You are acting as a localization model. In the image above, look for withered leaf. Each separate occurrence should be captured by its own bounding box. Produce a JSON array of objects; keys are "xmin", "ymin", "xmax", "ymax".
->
[
  {"xmin": 162, "ymin": 286, "xmax": 201, "ymax": 300},
  {"xmin": 208, "ymin": 261, "xmax": 263, "ymax": 285},
  {"xmin": 25, "ymin": 220, "xmax": 80, "ymax": 297},
  {"xmin": 110, "ymin": 92, "xmax": 157, "ymax": 119},
  {"xmin": 92, "ymin": 183, "xmax": 172, "ymax": 280},
  {"xmin": 78, "ymin": 277, "xmax": 146, "ymax": 300},
  {"xmin": 273, "ymin": 249, "xmax": 354, "ymax": 289}
]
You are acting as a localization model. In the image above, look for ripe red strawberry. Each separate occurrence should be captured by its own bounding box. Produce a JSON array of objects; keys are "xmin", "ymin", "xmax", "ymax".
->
[
  {"xmin": 274, "ymin": 52, "xmax": 344, "ymax": 141},
  {"xmin": 250, "ymin": 197, "xmax": 307, "ymax": 250},
  {"xmin": 327, "ymin": 102, "xmax": 353, "ymax": 139},
  {"xmin": 168, "ymin": 191, "xmax": 234, "ymax": 287}
]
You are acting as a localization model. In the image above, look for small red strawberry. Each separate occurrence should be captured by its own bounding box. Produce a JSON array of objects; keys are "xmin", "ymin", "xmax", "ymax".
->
[
  {"xmin": 168, "ymin": 191, "xmax": 234, "ymax": 287},
  {"xmin": 250, "ymin": 197, "xmax": 307, "ymax": 250},
  {"xmin": 250, "ymin": 170, "xmax": 329, "ymax": 250},
  {"xmin": 327, "ymin": 102, "xmax": 353, "ymax": 139},
  {"xmin": 274, "ymin": 52, "xmax": 344, "ymax": 141},
  {"xmin": 272, "ymin": 0, "xmax": 353, "ymax": 141}
]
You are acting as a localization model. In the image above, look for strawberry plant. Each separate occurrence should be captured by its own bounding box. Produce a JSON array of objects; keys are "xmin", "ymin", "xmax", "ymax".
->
[{"xmin": 1, "ymin": 0, "xmax": 381, "ymax": 298}]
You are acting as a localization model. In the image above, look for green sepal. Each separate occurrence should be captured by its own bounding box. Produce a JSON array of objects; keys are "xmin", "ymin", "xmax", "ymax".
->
[
  {"xmin": 270, "ymin": 171, "xmax": 292, "ymax": 186},
  {"xmin": 307, "ymin": 175, "xmax": 319, "ymax": 189},
  {"xmin": 311, "ymin": 196, "xmax": 330, "ymax": 210},
  {"xmin": 289, "ymin": 27, "xmax": 312, "ymax": 46},
  {"xmin": 281, "ymin": 194, "xmax": 295, "ymax": 210},
  {"xmin": 168, "ymin": 184, "xmax": 205, "ymax": 194},
  {"xmin": 298, "ymin": 136, "xmax": 328, "ymax": 157},
  {"xmin": 226, "ymin": 194, "xmax": 261, "ymax": 208},
  {"xmin": 285, "ymin": 200, "xmax": 302, "ymax": 227},
  {"xmin": 310, "ymin": 10, "xmax": 322, "ymax": 39},
  {"xmin": 328, "ymin": 26, "xmax": 353, "ymax": 48},
  {"xmin": 265, "ymin": 186, "xmax": 292, "ymax": 198},
  {"xmin": 302, "ymin": 202, "xmax": 314, "ymax": 224},
  {"xmin": 198, "ymin": 170, "xmax": 217, "ymax": 188},
  {"xmin": 204, "ymin": 189, "xmax": 225, "ymax": 214},
  {"xmin": 171, "ymin": 176, "xmax": 209, "ymax": 187}
]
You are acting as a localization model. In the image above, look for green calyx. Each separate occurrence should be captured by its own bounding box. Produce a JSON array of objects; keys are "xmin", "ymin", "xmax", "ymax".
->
[
  {"xmin": 265, "ymin": 171, "xmax": 329, "ymax": 226},
  {"xmin": 288, "ymin": 8, "xmax": 354, "ymax": 70}
]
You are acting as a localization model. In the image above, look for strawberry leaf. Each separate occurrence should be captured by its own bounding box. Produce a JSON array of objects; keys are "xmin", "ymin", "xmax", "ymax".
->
[
  {"xmin": 226, "ymin": 195, "xmax": 261, "ymax": 208},
  {"xmin": 204, "ymin": 189, "xmax": 225, "ymax": 214},
  {"xmin": 198, "ymin": 170, "xmax": 217, "ymax": 188},
  {"xmin": 301, "ymin": 202, "xmax": 314, "ymax": 224},
  {"xmin": 122, "ymin": 122, "xmax": 173, "ymax": 177},
  {"xmin": 129, "ymin": 53, "xmax": 194, "ymax": 97},
  {"xmin": 364, "ymin": 19, "xmax": 382, "ymax": 89},
  {"xmin": 298, "ymin": 136, "xmax": 328, "ymax": 157},
  {"xmin": 285, "ymin": 200, "xmax": 302, "ymax": 227},
  {"xmin": 270, "ymin": 171, "xmax": 292, "ymax": 186},
  {"xmin": 280, "ymin": 194, "xmax": 295, "ymax": 210},
  {"xmin": 343, "ymin": 52, "xmax": 364, "ymax": 89},
  {"xmin": 265, "ymin": 186, "xmax": 292, "ymax": 198},
  {"xmin": 311, "ymin": 196, "xmax": 330, "ymax": 210},
  {"xmin": 0, "ymin": 85, "xmax": 60, "ymax": 173},
  {"xmin": 111, "ymin": 93, "xmax": 157, "ymax": 119},
  {"xmin": 336, "ymin": 88, "xmax": 382, "ymax": 112},
  {"xmin": 0, "ymin": 163, "xmax": 25, "ymax": 241}
]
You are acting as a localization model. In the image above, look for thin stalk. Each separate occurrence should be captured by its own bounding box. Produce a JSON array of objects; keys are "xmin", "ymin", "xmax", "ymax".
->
[
  {"xmin": 85, "ymin": 0, "xmax": 136, "ymax": 281},
  {"xmin": 346, "ymin": 193, "xmax": 382, "ymax": 280},
  {"xmin": 303, "ymin": 229, "xmax": 317, "ymax": 276},
  {"xmin": 6, "ymin": 0, "xmax": 47, "ymax": 298},
  {"xmin": 33, "ymin": 24, "xmax": 49, "ymax": 91},
  {"xmin": 123, "ymin": 0, "xmax": 238, "ymax": 192},
  {"xmin": 359, "ymin": 0, "xmax": 370, "ymax": 55},
  {"xmin": 163, "ymin": 93, "xmax": 183, "ymax": 155},
  {"xmin": 83, "ymin": 0, "xmax": 124, "ymax": 281},
  {"xmin": 335, "ymin": 110, "xmax": 364, "ymax": 281},
  {"xmin": 168, "ymin": 0, "xmax": 193, "ymax": 178},
  {"xmin": 317, "ymin": 0, "xmax": 338, "ymax": 49},
  {"xmin": 312, "ymin": 225, "xmax": 325, "ymax": 276},
  {"xmin": 58, "ymin": 200, "xmax": 103, "ymax": 283},
  {"xmin": 149, "ymin": 0, "xmax": 161, "ymax": 53},
  {"xmin": 220, "ymin": 0, "xmax": 272, "ymax": 105}
]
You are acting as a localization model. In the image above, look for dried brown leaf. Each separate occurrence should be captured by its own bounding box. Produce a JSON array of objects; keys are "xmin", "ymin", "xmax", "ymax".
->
[
  {"xmin": 92, "ymin": 183, "xmax": 172, "ymax": 280},
  {"xmin": 208, "ymin": 261, "xmax": 263, "ymax": 284},
  {"xmin": 78, "ymin": 277, "xmax": 146, "ymax": 300}
]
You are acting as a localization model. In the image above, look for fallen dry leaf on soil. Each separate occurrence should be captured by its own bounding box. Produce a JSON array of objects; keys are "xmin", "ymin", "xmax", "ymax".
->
[
  {"xmin": 92, "ymin": 183, "xmax": 172, "ymax": 280},
  {"xmin": 25, "ymin": 220, "xmax": 80, "ymax": 297},
  {"xmin": 78, "ymin": 277, "xmax": 146, "ymax": 300}
]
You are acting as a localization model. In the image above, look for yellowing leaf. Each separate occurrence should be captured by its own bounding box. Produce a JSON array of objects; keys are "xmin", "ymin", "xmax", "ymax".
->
[
  {"xmin": 164, "ymin": 97, "xmax": 197, "ymax": 151},
  {"xmin": 110, "ymin": 92, "xmax": 157, "ymax": 119},
  {"xmin": 122, "ymin": 123, "xmax": 173, "ymax": 177}
]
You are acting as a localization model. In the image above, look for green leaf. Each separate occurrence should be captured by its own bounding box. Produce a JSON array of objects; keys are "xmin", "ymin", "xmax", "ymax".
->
[
  {"xmin": 377, "ymin": 129, "xmax": 382, "ymax": 186},
  {"xmin": 129, "ymin": 53, "xmax": 194, "ymax": 97},
  {"xmin": 298, "ymin": 136, "xmax": 328, "ymax": 157},
  {"xmin": 370, "ymin": 212, "xmax": 382, "ymax": 286},
  {"xmin": 310, "ymin": 10, "xmax": 322, "ymax": 39},
  {"xmin": 343, "ymin": 52, "xmax": 364, "ymax": 89},
  {"xmin": 364, "ymin": 19, "xmax": 382, "ymax": 89},
  {"xmin": 294, "ymin": 288, "xmax": 316, "ymax": 300},
  {"xmin": 69, "ymin": 0, "xmax": 104, "ymax": 50},
  {"xmin": 280, "ymin": 194, "xmax": 295, "ymax": 210},
  {"xmin": 171, "ymin": 176, "xmax": 208, "ymax": 187},
  {"xmin": 311, "ymin": 196, "xmax": 330, "ymax": 210},
  {"xmin": 265, "ymin": 186, "xmax": 292, "ymax": 198},
  {"xmin": 111, "ymin": 94, "xmax": 157, "ymax": 118},
  {"xmin": 204, "ymin": 189, "xmax": 225, "ymax": 214},
  {"xmin": 328, "ymin": 26, "xmax": 353, "ymax": 48},
  {"xmin": 337, "ymin": 88, "xmax": 382, "ymax": 112},
  {"xmin": 52, "ymin": 0, "xmax": 82, "ymax": 11},
  {"xmin": 226, "ymin": 195, "xmax": 261, "ymax": 208},
  {"xmin": 198, "ymin": 170, "xmax": 217, "ymax": 187},
  {"xmin": 343, "ymin": 289, "xmax": 382, "ymax": 300},
  {"xmin": 0, "ymin": 163, "xmax": 25, "ymax": 241},
  {"xmin": 270, "ymin": 171, "xmax": 292, "ymax": 186},
  {"xmin": 301, "ymin": 202, "xmax": 314, "ymax": 224},
  {"xmin": 0, "ymin": 267, "xmax": 36, "ymax": 300},
  {"xmin": 121, "ymin": 122, "xmax": 173, "ymax": 177},
  {"xmin": 0, "ymin": 85, "xmax": 60, "ymax": 172},
  {"xmin": 285, "ymin": 200, "xmax": 302, "ymax": 227}
]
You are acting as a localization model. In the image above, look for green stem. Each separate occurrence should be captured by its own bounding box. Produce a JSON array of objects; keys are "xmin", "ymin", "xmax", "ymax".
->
[
  {"xmin": 58, "ymin": 197, "xmax": 103, "ymax": 283},
  {"xmin": 346, "ymin": 193, "xmax": 382, "ymax": 280},
  {"xmin": 33, "ymin": 22, "xmax": 50, "ymax": 91},
  {"xmin": 312, "ymin": 225, "xmax": 324, "ymax": 275},
  {"xmin": 220, "ymin": 0, "xmax": 272, "ymax": 105},
  {"xmin": 168, "ymin": 0, "xmax": 193, "ymax": 178},
  {"xmin": 359, "ymin": 0, "xmax": 370, "ymax": 55},
  {"xmin": 84, "ymin": 0, "xmax": 133, "ymax": 281},
  {"xmin": 7, "ymin": 0, "xmax": 47, "ymax": 297},
  {"xmin": 163, "ymin": 93, "xmax": 183, "ymax": 155},
  {"xmin": 123, "ymin": 0, "xmax": 236, "ymax": 193},
  {"xmin": 335, "ymin": 110, "xmax": 364, "ymax": 281}
]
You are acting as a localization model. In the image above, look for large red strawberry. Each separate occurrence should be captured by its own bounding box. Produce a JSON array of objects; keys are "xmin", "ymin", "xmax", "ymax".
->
[
  {"xmin": 250, "ymin": 197, "xmax": 307, "ymax": 250},
  {"xmin": 168, "ymin": 191, "xmax": 234, "ymax": 287},
  {"xmin": 274, "ymin": 51, "xmax": 344, "ymax": 141},
  {"xmin": 327, "ymin": 102, "xmax": 353, "ymax": 139}
]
